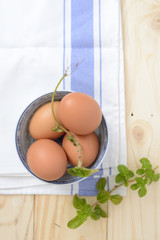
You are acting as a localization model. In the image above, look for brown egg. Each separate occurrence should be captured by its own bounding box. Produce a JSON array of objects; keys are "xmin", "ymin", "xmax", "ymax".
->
[
  {"xmin": 59, "ymin": 92, "xmax": 102, "ymax": 135},
  {"xmin": 62, "ymin": 132, "xmax": 99, "ymax": 167},
  {"xmin": 29, "ymin": 101, "xmax": 64, "ymax": 140},
  {"xmin": 27, "ymin": 139, "xmax": 67, "ymax": 181}
]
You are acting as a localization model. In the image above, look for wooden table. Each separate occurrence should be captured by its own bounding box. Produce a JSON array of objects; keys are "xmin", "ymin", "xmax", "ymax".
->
[{"xmin": 1, "ymin": 1, "xmax": 160, "ymax": 239}]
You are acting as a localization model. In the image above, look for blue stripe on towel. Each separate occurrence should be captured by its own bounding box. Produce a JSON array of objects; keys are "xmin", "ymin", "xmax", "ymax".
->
[
  {"xmin": 70, "ymin": 0, "xmax": 105, "ymax": 196},
  {"xmin": 108, "ymin": 167, "xmax": 112, "ymax": 191},
  {"xmin": 63, "ymin": 0, "xmax": 65, "ymax": 89},
  {"xmin": 71, "ymin": 0, "xmax": 94, "ymax": 97},
  {"xmin": 107, "ymin": 177, "xmax": 110, "ymax": 191},
  {"xmin": 71, "ymin": 184, "xmax": 73, "ymax": 195},
  {"xmin": 99, "ymin": 0, "xmax": 102, "ymax": 109},
  {"xmin": 99, "ymin": 0, "xmax": 104, "ymax": 176},
  {"xmin": 95, "ymin": 0, "xmax": 104, "ymax": 187}
]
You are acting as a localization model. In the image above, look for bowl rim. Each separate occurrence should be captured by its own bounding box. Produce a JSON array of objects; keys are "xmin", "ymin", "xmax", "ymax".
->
[{"xmin": 15, "ymin": 91, "xmax": 108, "ymax": 184}]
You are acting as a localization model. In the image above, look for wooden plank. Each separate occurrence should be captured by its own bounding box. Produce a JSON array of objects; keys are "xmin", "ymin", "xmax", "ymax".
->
[
  {"xmin": 34, "ymin": 195, "xmax": 107, "ymax": 240},
  {"xmin": 107, "ymin": 0, "xmax": 160, "ymax": 239},
  {"xmin": 0, "ymin": 195, "xmax": 34, "ymax": 240}
]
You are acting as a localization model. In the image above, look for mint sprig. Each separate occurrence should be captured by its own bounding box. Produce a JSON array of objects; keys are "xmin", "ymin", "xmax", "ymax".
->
[
  {"xmin": 51, "ymin": 71, "xmax": 98, "ymax": 178},
  {"xmin": 91, "ymin": 204, "xmax": 108, "ymax": 220},
  {"xmin": 129, "ymin": 158, "xmax": 160, "ymax": 197},
  {"xmin": 97, "ymin": 190, "xmax": 110, "ymax": 204},
  {"xmin": 67, "ymin": 158, "xmax": 160, "ymax": 229},
  {"xmin": 67, "ymin": 166, "xmax": 99, "ymax": 178},
  {"xmin": 115, "ymin": 165, "xmax": 134, "ymax": 187},
  {"xmin": 67, "ymin": 194, "xmax": 92, "ymax": 229},
  {"xmin": 96, "ymin": 178, "xmax": 123, "ymax": 205},
  {"xmin": 96, "ymin": 177, "xmax": 107, "ymax": 191}
]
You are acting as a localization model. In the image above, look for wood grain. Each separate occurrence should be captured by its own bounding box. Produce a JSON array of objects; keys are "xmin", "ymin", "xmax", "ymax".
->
[
  {"xmin": 0, "ymin": 196, "xmax": 34, "ymax": 240},
  {"xmin": 107, "ymin": 0, "xmax": 160, "ymax": 239},
  {"xmin": 34, "ymin": 195, "xmax": 107, "ymax": 240}
]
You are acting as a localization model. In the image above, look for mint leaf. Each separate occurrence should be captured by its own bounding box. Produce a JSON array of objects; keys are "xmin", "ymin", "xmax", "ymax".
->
[
  {"xmin": 67, "ymin": 166, "xmax": 98, "ymax": 178},
  {"xmin": 124, "ymin": 179, "xmax": 129, "ymax": 187},
  {"xmin": 140, "ymin": 158, "xmax": 152, "ymax": 169},
  {"xmin": 115, "ymin": 174, "xmax": 124, "ymax": 184},
  {"xmin": 91, "ymin": 204, "xmax": 108, "ymax": 220},
  {"xmin": 136, "ymin": 169, "xmax": 145, "ymax": 175},
  {"xmin": 73, "ymin": 194, "xmax": 86, "ymax": 209},
  {"xmin": 100, "ymin": 209, "xmax": 108, "ymax": 218},
  {"xmin": 110, "ymin": 194, "xmax": 123, "ymax": 205},
  {"xmin": 97, "ymin": 190, "xmax": 110, "ymax": 204},
  {"xmin": 147, "ymin": 178, "xmax": 153, "ymax": 185},
  {"xmin": 95, "ymin": 205, "xmax": 108, "ymax": 218},
  {"xmin": 138, "ymin": 186, "xmax": 147, "ymax": 197},
  {"xmin": 153, "ymin": 174, "xmax": 160, "ymax": 182},
  {"xmin": 144, "ymin": 177, "xmax": 148, "ymax": 184},
  {"xmin": 67, "ymin": 136, "xmax": 77, "ymax": 146},
  {"xmin": 145, "ymin": 169, "xmax": 154, "ymax": 179},
  {"xmin": 118, "ymin": 165, "xmax": 129, "ymax": 177},
  {"xmin": 128, "ymin": 170, "xmax": 134, "ymax": 178},
  {"xmin": 130, "ymin": 183, "xmax": 139, "ymax": 190},
  {"xmin": 96, "ymin": 178, "xmax": 107, "ymax": 191},
  {"xmin": 90, "ymin": 211, "xmax": 100, "ymax": 220},
  {"xmin": 52, "ymin": 126, "xmax": 63, "ymax": 132},
  {"xmin": 135, "ymin": 177, "xmax": 145, "ymax": 186},
  {"xmin": 67, "ymin": 168, "xmax": 78, "ymax": 176},
  {"xmin": 94, "ymin": 204, "xmax": 103, "ymax": 214},
  {"xmin": 117, "ymin": 165, "xmax": 134, "ymax": 183},
  {"xmin": 67, "ymin": 215, "xmax": 85, "ymax": 229},
  {"xmin": 81, "ymin": 204, "xmax": 92, "ymax": 216},
  {"xmin": 76, "ymin": 211, "xmax": 88, "ymax": 222},
  {"xmin": 90, "ymin": 205, "xmax": 101, "ymax": 221}
]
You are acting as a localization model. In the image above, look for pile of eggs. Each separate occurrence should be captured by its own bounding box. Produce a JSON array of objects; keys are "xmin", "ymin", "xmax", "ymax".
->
[{"xmin": 27, "ymin": 92, "xmax": 102, "ymax": 181}]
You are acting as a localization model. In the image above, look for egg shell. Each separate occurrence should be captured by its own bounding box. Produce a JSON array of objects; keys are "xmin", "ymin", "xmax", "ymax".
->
[
  {"xmin": 29, "ymin": 101, "xmax": 64, "ymax": 140},
  {"xmin": 62, "ymin": 132, "xmax": 99, "ymax": 167},
  {"xmin": 27, "ymin": 139, "xmax": 67, "ymax": 181},
  {"xmin": 59, "ymin": 92, "xmax": 102, "ymax": 135}
]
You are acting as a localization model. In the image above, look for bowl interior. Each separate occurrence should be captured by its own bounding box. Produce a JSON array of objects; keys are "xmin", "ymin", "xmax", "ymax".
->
[{"xmin": 15, "ymin": 91, "xmax": 108, "ymax": 184}]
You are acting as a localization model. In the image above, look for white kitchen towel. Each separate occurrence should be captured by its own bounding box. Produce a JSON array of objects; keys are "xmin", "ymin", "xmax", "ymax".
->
[{"xmin": 0, "ymin": 0, "xmax": 127, "ymax": 195}]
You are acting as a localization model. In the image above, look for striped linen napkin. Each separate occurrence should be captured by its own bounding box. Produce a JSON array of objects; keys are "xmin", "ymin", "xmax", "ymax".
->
[{"xmin": 0, "ymin": 0, "xmax": 127, "ymax": 195}]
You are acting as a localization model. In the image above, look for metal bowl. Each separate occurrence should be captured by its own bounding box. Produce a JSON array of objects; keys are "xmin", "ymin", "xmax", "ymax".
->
[{"xmin": 15, "ymin": 91, "xmax": 108, "ymax": 184}]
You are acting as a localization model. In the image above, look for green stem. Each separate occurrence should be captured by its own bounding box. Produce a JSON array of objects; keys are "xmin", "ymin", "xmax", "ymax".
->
[
  {"xmin": 153, "ymin": 165, "xmax": 159, "ymax": 171},
  {"xmin": 51, "ymin": 73, "xmax": 66, "ymax": 126},
  {"xmin": 51, "ymin": 73, "xmax": 83, "ymax": 167},
  {"xmin": 91, "ymin": 201, "xmax": 98, "ymax": 208},
  {"xmin": 77, "ymin": 144, "xmax": 82, "ymax": 167},
  {"xmin": 109, "ymin": 181, "xmax": 129, "ymax": 194},
  {"xmin": 51, "ymin": 73, "xmax": 74, "ymax": 139}
]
